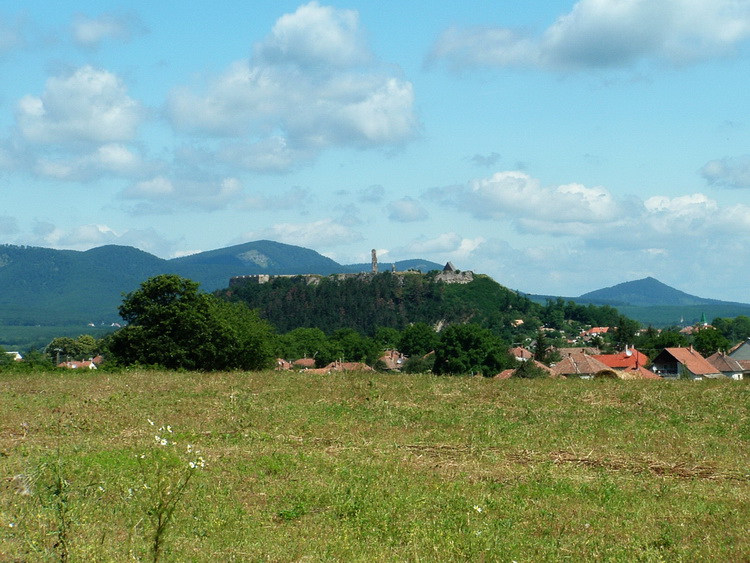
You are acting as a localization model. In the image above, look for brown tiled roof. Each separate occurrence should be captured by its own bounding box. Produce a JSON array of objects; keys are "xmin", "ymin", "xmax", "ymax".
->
[
  {"xmin": 661, "ymin": 347, "xmax": 722, "ymax": 377},
  {"xmin": 707, "ymin": 352, "xmax": 745, "ymax": 374},
  {"xmin": 510, "ymin": 346, "xmax": 533, "ymax": 360},
  {"xmin": 551, "ymin": 353, "xmax": 611, "ymax": 376}
]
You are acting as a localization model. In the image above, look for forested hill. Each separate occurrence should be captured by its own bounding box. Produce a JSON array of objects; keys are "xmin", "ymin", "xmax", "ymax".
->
[{"xmin": 221, "ymin": 271, "xmax": 621, "ymax": 340}]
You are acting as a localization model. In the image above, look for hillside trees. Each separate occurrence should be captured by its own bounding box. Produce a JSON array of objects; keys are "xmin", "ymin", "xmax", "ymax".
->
[
  {"xmin": 433, "ymin": 324, "xmax": 514, "ymax": 377},
  {"xmin": 109, "ymin": 274, "xmax": 275, "ymax": 370},
  {"xmin": 45, "ymin": 334, "xmax": 100, "ymax": 363}
]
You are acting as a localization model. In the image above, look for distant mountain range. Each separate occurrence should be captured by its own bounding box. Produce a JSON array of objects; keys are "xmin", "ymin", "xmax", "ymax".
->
[
  {"xmin": 2, "ymin": 240, "xmax": 749, "ymax": 338},
  {"xmin": 527, "ymin": 277, "xmax": 750, "ymax": 326},
  {"xmin": 0, "ymin": 241, "xmax": 443, "ymax": 326}
]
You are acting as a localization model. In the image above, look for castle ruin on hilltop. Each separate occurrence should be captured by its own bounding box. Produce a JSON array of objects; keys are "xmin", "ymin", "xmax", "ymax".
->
[{"xmin": 228, "ymin": 250, "xmax": 473, "ymax": 288}]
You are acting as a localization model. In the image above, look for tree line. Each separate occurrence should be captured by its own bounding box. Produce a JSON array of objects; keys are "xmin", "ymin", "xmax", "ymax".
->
[{"xmin": 3, "ymin": 273, "xmax": 748, "ymax": 375}]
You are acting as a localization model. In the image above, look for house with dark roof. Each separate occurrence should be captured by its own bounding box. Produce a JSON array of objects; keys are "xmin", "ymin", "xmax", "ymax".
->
[
  {"xmin": 707, "ymin": 352, "xmax": 747, "ymax": 380},
  {"xmin": 651, "ymin": 347, "xmax": 723, "ymax": 379},
  {"xmin": 729, "ymin": 338, "xmax": 750, "ymax": 361}
]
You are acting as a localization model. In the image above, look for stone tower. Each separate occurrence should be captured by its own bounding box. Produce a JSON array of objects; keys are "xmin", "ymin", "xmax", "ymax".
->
[{"xmin": 371, "ymin": 249, "xmax": 378, "ymax": 274}]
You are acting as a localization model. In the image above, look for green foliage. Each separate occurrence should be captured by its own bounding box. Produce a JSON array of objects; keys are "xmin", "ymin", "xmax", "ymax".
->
[
  {"xmin": 401, "ymin": 354, "xmax": 435, "ymax": 374},
  {"xmin": 109, "ymin": 274, "xmax": 275, "ymax": 371},
  {"xmin": 226, "ymin": 272, "xmax": 545, "ymax": 339},
  {"xmin": 634, "ymin": 327, "xmax": 688, "ymax": 359},
  {"xmin": 512, "ymin": 360, "xmax": 549, "ymax": 379},
  {"xmin": 692, "ymin": 327, "xmax": 731, "ymax": 357},
  {"xmin": 433, "ymin": 324, "xmax": 513, "ymax": 376},
  {"xmin": 713, "ymin": 315, "xmax": 750, "ymax": 343},
  {"xmin": 398, "ymin": 322, "xmax": 438, "ymax": 358},
  {"xmin": 45, "ymin": 334, "xmax": 101, "ymax": 363},
  {"xmin": 323, "ymin": 329, "xmax": 380, "ymax": 366}
]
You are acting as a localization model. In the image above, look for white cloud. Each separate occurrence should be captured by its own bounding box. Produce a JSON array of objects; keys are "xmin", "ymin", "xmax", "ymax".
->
[
  {"xmin": 71, "ymin": 12, "xmax": 146, "ymax": 49},
  {"xmin": 16, "ymin": 65, "xmax": 144, "ymax": 144},
  {"xmin": 244, "ymin": 218, "xmax": 362, "ymax": 248},
  {"xmin": 122, "ymin": 175, "xmax": 242, "ymax": 212},
  {"xmin": 431, "ymin": 171, "xmax": 622, "ymax": 225},
  {"xmin": 397, "ymin": 232, "xmax": 486, "ymax": 261},
  {"xmin": 33, "ymin": 143, "xmax": 159, "ymax": 181},
  {"xmin": 430, "ymin": 0, "xmax": 750, "ymax": 71},
  {"xmin": 700, "ymin": 155, "xmax": 750, "ymax": 188},
  {"xmin": 26, "ymin": 222, "xmax": 175, "ymax": 256},
  {"xmin": 255, "ymin": 1, "xmax": 371, "ymax": 69},
  {"xmin": 167, "ymin": 2, "xmax": 417, "ymax": 170},
  {"xmin": 218, "ymin": 137, "xmax": 312, "ymax": 173},
  {"xmin": 387, "ymin": 197, "xmax": 429, "ymax": 222}
]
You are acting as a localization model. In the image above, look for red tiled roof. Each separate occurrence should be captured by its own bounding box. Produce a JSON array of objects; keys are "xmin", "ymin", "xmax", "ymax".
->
[{"xmin": 592, "ymin": 348, "xmax": 649, "ymax": 370}]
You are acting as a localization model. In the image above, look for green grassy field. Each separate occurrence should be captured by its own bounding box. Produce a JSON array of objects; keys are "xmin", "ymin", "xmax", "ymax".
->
[{"xmin": 1, "ymin": 370, "xmax": 749, "ymax": 561}]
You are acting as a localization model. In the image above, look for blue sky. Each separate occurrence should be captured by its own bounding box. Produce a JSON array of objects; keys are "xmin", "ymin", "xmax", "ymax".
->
[{"xmin": 2, "ymin": 1, "xmax": 750, "ymax": 302}]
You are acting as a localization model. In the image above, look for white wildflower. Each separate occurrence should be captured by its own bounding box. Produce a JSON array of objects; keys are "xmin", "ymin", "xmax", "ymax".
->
[{"xmin": 473, "ymin": 505, "xmax": 483, "ymax": 513}]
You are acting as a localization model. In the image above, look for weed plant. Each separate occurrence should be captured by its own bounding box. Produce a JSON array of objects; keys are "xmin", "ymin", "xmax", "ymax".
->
[{"xmin": 1, "ymin": 369, "xmax": 749, "ymax": 561}]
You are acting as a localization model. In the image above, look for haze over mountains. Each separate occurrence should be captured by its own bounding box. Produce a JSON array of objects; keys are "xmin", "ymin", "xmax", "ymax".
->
[{"xmin": 1, "ymin": 240, "xmax": 748, "ymax": 329}]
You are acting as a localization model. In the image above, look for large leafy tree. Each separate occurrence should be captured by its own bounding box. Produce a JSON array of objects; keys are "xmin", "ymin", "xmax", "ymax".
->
[
  {"xmin": 110, "ymin": 274, "xmax": 275, "ymax": 371},
  {"xmin": 692, "ymin": 327, "xmax": 731, "ymax": 357},
  {"xmin": 398, "ymin": 322, "xmax": 438, "ymax": 358},
  {"xmin": 433, "ymin": 323, "xmax": 513, "ymax": 377}
]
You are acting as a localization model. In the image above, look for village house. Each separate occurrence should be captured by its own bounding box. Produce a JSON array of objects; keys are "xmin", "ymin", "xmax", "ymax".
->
[
  {"xmin": 651, "ymin": 347, "xmax": 723, "ymax": 379},
  {"xmin": 728, "ymin": 337, "xmax": 750, "ymax": 373},
  {"xmin": 706, "ymin": 352, "xmax": 747, "ymax": 380},
  {"xmin": 592, "ymin": 346, "xmax": 649, "ymax": 371}
]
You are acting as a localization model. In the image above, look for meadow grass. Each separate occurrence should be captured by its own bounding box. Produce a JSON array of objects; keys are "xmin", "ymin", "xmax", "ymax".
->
[{"xmin": 1, "ymin": 370, "xmax": 749, "ymax": 561}]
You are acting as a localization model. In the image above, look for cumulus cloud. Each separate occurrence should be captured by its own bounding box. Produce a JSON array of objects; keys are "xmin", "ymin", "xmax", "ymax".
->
[
  {"xmin": 33, "ymin": 143, "xmax": 161, "ymax": 181},
  {"xmin": 16, "ymin": 65, "xmax": 145, "ymax": 144},
  {"xmin": 255, "ymin": 1, "xmax": 371, "ymax": 69},
  {"xmin": 396, "ymin": 232, "xmax": 486, "ymax": 261},
  {"xmin": 71, "ymin": 12, "xmax": 147, "ymax": 49},
  {"xmin": 121, "ymin": 175, "xmax": 242, "ymax": 212},
  {"xmin": 244, "ymin": 218, "xmax": 363, "ymax": 248},
  {"xmin": 430, "ymin": 0, "xmax": 750, "ymax": 71},
  {"xmin": 431, "ymin": 171, "xmax": 623, "ymax": 228},
  {"xmin": 387, "ymin": 197, "xmax": 429, "ymax": 222},
  {"xmin": 700, "ymin": 155, "xmax": 750, "ymax": 188},
  {"xmin": 167, "ymin": 2, "xmax": 417, "ymax": 170},
  {"xmin": 432, "ymin": 170, "xmax": 750, "ymax": 260}
]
